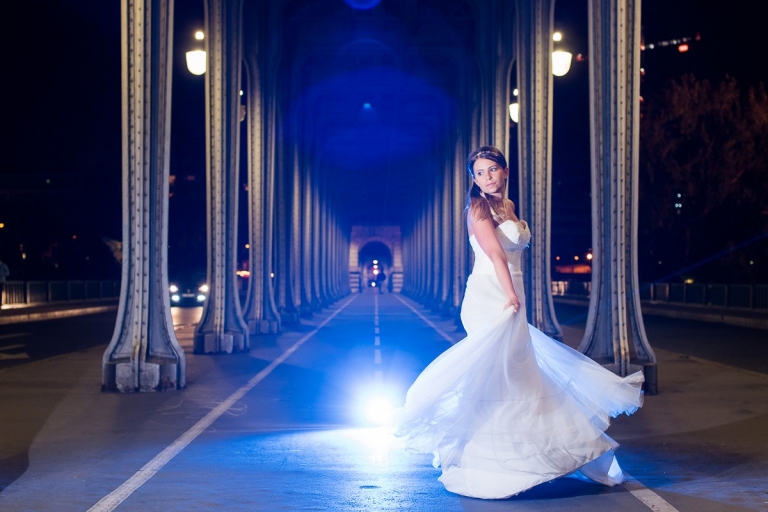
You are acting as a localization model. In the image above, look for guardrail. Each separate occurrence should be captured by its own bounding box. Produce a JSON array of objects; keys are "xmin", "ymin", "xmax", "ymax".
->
[
  {"xmin": 551, "ymin": 281, "xmax": 768, "ymax": 310},
  {"xmin": 1, "ymin": 280, "xmax": 120, "ymax": 307}
]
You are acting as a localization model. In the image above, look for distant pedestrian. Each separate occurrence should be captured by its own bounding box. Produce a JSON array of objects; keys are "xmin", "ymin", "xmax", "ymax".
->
[
  {"xmin": 376, "ymin": 270, "xmax": 387, "ymax": 294},
  {"xmin": 0, "ymin": 258, "xmax": 9, "ymax": 305}
]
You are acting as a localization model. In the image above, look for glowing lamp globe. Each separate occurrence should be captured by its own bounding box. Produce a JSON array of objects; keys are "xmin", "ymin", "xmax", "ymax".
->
[
  {"xmin": 551, "ymin": 51, "xmax": 573, "ymax": 77},
  {"xmin": 186, "ymin": 50, "xmax": 207, "ymax": 75},
  {"xmin": 508, "ymin": 103, "xmax": 519, "ymax": 123}
]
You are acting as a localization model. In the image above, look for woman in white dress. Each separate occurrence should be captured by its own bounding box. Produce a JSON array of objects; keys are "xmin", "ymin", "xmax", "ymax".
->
[{"xmin": 394, "ymin": 146, "xmax": 644, "ymax": 499}]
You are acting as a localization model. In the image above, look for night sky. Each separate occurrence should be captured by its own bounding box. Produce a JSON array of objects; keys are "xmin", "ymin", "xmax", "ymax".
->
[{"xmin": 2, "ymin": 0, "xmax": 764, "ymax": 280}]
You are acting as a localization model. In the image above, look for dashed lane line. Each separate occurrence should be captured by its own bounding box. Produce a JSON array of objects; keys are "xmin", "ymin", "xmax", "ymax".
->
[
  {"xmin": 87, "ymin": 294, "xmax": 358, "ymax": 512},
  {"xmin": 394, "ymin": 294, "xmax": 679, "ymax": 512}
]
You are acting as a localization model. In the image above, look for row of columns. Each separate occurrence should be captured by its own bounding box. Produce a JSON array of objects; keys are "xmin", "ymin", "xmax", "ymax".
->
[
  {"xmin": 401, "ymin": 0, "xmax": 657, "ymax": 391},
  {"xmin": 103, "ymin": 0, "xmax": 350, "ymax": 392},
  {"xmin": 103, "ymin": 0, "xmax": 656, "ymax": 393}
]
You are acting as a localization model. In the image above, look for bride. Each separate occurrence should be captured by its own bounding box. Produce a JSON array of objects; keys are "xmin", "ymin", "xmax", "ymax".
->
[{"xmin": 394, "ymin": 146, "xmax": 644, "ymax": 499}]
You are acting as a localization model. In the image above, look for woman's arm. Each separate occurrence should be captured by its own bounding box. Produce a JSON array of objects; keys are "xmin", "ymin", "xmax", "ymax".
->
[{"xmin": 471, "ymin": 216, "xmax": 520, "ymax": 312}]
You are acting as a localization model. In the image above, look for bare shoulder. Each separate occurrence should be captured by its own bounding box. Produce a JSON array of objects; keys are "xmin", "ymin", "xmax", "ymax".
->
[{"xmin": 504, "ymin": 199, "xmax": 516, "ymax": 213}]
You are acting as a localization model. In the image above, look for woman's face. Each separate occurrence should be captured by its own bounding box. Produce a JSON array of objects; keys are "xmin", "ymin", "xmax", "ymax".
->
[{"xmin": 472, "ymin": 158, "xmax": 508, "ymax": 196}]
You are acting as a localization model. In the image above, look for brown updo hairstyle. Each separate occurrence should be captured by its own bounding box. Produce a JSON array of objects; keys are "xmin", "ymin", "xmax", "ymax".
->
[{"xmin": 465, "ymin": 145, "xmax": 508, "ymax": 223}]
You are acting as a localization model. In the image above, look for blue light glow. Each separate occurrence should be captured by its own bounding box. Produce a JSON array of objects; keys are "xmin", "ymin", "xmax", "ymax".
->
[{"xmin": 344, "ymin": 0, "xmax": 381, "ymax": 10}]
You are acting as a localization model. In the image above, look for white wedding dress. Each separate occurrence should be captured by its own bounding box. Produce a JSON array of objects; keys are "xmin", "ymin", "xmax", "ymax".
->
[{"xmin": 394, "ymin": 219, "xmax": 644, "ymax": 499}]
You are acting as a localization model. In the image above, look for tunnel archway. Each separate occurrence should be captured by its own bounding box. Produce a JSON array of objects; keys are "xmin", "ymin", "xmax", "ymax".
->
[{"xmin": 349, "ymin": 225, "xmax": 403, "ymax": 293}]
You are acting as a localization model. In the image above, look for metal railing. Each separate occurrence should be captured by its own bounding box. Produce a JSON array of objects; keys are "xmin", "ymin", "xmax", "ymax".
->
[
  {"xmin": 552, "ymin": 281, "xmax": 768, "ymax": 310},
  {"xmin": 1, "ymin": 280, "xmax": 120, "ymax": 307}
]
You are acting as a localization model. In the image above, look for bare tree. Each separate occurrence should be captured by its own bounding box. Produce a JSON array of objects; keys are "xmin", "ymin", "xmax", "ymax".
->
[{"xmin": 640, "ymin": 74, "xmax": 768, "ymax": 283}]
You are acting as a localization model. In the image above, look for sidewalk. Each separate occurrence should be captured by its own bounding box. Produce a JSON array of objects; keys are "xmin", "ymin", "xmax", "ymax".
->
[
  {"xmin": 554, "ymin": 295, "xmax": 768, "ymax": 330},
  {"xmin": 0, "ymin": 300, "xmax": 119, "ymax": 325}
]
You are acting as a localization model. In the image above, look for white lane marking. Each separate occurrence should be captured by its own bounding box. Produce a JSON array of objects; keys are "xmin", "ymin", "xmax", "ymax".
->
[
  {"xmin": 374, "ymin": 336, "xmax": 380, "ymax": 346},
  {"xmin": 374, "ymin": 327, "xmax": 380, "ymax": 334},
  {"xmin": 374, "ymin": 349, "xmax": 381, "ymax": 364},
  {"xmin": 0, "ymin": 333, "xmax": 30, "ymax": 340},
  {"xmin": 623, "ymin": 476, "xmax": 680, "ymax": 511},
  {"xmin": 394, "ymin": 295, "xmax": 457, "ymax": 345},
  {"xmin": 87, "ymin": 295, "xmax": 359, "ymax": 512}
]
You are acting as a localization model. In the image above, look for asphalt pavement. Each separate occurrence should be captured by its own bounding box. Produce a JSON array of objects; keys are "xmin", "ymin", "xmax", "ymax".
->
[{"xmin": 0, "ymin": 292, "xmax": 766, "ymax": 511}]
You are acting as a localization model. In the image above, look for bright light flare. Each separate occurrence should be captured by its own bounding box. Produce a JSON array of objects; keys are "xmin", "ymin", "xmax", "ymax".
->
[
  {"xmin": 364, "ymin": 396, "xmax": 395, "ymax": 426},
  {"xmin": 199, "ymin": 284, "xmax": 209, "ymax": 293},
  {"xmin": 169, "ymin": 284, "xmax": 179, "ymax": 293}
]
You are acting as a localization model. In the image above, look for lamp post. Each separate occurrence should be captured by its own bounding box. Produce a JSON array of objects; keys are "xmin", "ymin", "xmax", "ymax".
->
[
  {"xmin": 510, "ymin": 32, "xmax": 573, "ymax": 122},
  {"xmin": 186, "ymin": 30, "xmax": 206, "ymax": 75}
]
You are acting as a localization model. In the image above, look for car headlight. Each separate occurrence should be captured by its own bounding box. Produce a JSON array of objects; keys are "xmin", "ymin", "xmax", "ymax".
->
[
  {"xmin": 199, "ymin": 284, "xmax": 209, "ymax": 293},
  {"xmin": 196, "ymin": 294, "xmax": 206, "ymax": 302},
  {"xmin": 171, "ymin": 294, "xmax": 181, "ymax": 302},
  {"xmin": 169, "ymin": 284, "xmax": 179, "ymax": 293}
]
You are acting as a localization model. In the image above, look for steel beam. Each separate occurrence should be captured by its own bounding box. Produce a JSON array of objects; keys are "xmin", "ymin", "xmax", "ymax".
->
[
  {"xmin": 581, "ymin": 0, "xmax": 657, "ymax": 392},
  {"xmin": 103, "ymin": 0, "xmax": 185, "ymax": 392},
  {"xmin": 194, "ymin": 0, "xmax": 249, "ymax": 352},
  {"xmin": 514, "ymin": 0, "xmax": 563, "ymax": 341}
]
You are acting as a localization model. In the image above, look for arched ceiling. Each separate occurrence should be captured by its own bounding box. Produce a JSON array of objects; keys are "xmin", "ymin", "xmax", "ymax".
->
[{"xmin": 264, "ymin": 0, "xmax": 475, "ymax": 225}]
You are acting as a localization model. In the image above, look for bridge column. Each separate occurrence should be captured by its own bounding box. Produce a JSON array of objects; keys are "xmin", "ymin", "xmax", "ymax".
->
[
  {"xmin": 275, "ymin": 111, "xmax": 299, "ymax": 324},
  {"xmin": 452, "ymin": 140, "xmax": 468, "ymax": 315},
  {"xmin": 242, "ymin": 8, "xmax": 280, "ymax": 335},
  {"xmin": 580, "ymin": 0, "xmax": 657, "ymax": 392},
  {"xmin": 299, "ymin": 161, "xmax": 314, "ymax": 313},
  {"xmin": 514, "ymin": 0, "xmax": 564, "ymax": 341},
  {"xmin": 288, "ymin": 142, "xmax": 303, "ymax": 317},
  {"xmin": 311, "ymin": 166, "xmax": 323, "ymax": 309},
  {"xmin": 194, "ymin": 0, "xmax": 249, "ymax": 352},
  {"xmin": 102, "ymin": 0, "xmax": 185, "ymax": 392},
  {"xmin": 472, "ymin": 1, "xmax": 514, "ymax": 152},
  {"xmin": 439, "ymin": 148, "xmax": 453, "ymax": 314}
]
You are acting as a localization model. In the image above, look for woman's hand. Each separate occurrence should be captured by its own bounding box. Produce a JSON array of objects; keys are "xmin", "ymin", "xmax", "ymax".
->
[{"xmin": 503, "ymin": 297, "xmax": 520, "ymax": 313}]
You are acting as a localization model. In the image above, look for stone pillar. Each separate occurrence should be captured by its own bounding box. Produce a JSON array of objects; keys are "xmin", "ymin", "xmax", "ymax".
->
[
  {"xmin": 103, "ymin": 0, "xmax": 185, "ymax": 392},
  {"xmin": 514, "ymin": 0, "xmax": 563, "ymax": 341},
  {"xmin": 581, "ymin": 0, "xmax": 657, "ymax": 391},
  {"xmin": 194, "ymin": 0, "xmax": 249, "ymax": 353}
]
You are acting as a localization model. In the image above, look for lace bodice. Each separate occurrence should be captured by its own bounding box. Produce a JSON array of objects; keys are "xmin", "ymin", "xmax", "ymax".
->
[{"xmin": 469, "ymin": 220, "xmax": 531, "ymax": 275}]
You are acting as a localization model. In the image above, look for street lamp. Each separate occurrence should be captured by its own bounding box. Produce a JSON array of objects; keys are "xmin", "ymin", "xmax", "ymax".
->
[
  {"xmin": 551, "ymin": 31, "xmax": 572, "ymax": 76},
  {"xmin": 186, "ymin": 31, "xmax": 206, "ymax": 75},
  {"xmin": 509, "ymin": 88, "xmax": 519, "ymax": 123},
  {"xmin": 510, "ymin": 32, "xmax": 573, "ymax": 122}
]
